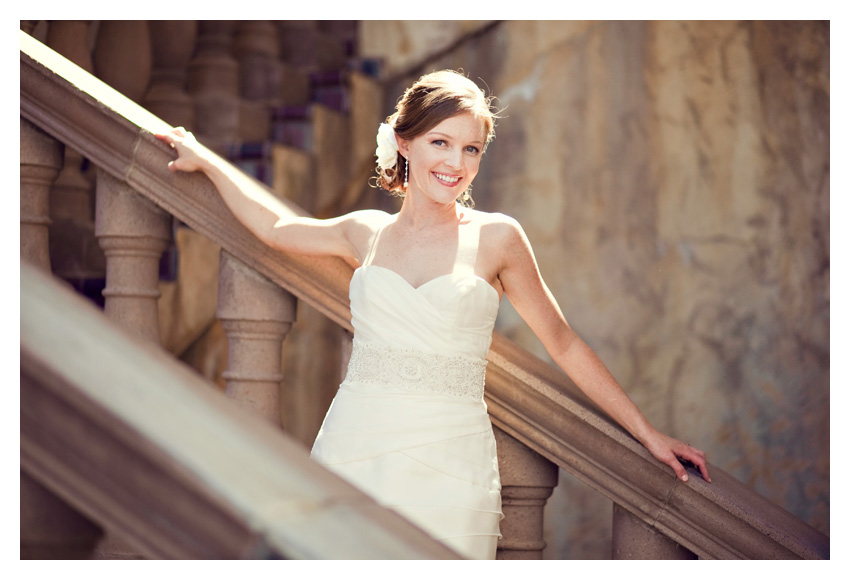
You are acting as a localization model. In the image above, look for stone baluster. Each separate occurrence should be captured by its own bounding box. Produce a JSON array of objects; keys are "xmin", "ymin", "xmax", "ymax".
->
[
  {"xmin": 273, "ymin": 24, "xmax": 311, "ymax": 108},
  {"xmin": 494, "ymin": 426, "xmax": 559, "ymax": 559},
  {"xmin": 145, "ymin": 21, "xmax": 198, "ymax": 130},
  {"xmin": 187, "ymin": 21, "xmax": 239, "ymax": 154},
  {"xmin": 46, "ymin": 20, "xmax": 95, "ymax": 72},
  {"xmin": 234, "ymin": 21, "xmax": 280, "ymax": 104},
  {"xmin": 234, "ymin": 21, "xmax": 279, "ymax": 142},
  {"xmin": 95, "ymin": 171, "xmax": 171, "ymax": 344},
  {"xmin": 278, "ymin": 21, "xmax": 347, "ymax": 74},
  {"xmin": 45, "ymin": 21, "xmax": 109, "ymax": 303},
  {"xmin": 93, "ymin": 21, "xmax": 152, "ymax": 105},
  {"xmin": 20, "ymin": 118, "xmax": 63, "ymax": 270},
  {"xmin": 612, "ymin": 503, "xmax": 697, "ymax": 559},
  {"xmin": 217, "ymin": 251, "xmax": 297, "ymax": 426},
  {"xmin": 277, "ymin": 21, "xmax": 320, "ymax": 73}
]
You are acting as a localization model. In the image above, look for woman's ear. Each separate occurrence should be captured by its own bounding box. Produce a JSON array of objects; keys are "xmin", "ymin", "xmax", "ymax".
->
[{"xmin": 396, "ymin": 134, "xmax": 409, "ymax": 158}]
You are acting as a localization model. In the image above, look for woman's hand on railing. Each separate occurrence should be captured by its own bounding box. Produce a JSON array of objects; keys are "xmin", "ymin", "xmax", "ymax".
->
[
  {"xmin": 155, "ymin": 127, "xmax": 208, "ymax": 174},
  {"xmin": 642, "ymin": 429, "xmax": 711, "ymax": 483}
]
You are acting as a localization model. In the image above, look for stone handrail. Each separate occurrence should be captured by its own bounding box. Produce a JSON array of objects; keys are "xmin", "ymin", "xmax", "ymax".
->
[
  {"xmin": 21, "ymin": 261, "xmax": 459, "ymax": 559},
  {"xmin": 20, "ymin": 31, "xmax": 829, "ymax": 559}
]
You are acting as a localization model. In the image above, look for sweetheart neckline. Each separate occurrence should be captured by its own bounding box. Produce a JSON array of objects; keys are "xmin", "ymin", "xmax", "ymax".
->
[{"xmin": 356, "ymin": 264, "xmax": 501, "ymax": 302}]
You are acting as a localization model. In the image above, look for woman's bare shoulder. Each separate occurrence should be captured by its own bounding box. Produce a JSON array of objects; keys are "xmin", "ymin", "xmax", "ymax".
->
[
  {"xmin": 341, "ymin": 209, "xmax": 395, "ymax": 229},
  {"xmin": 336, "ymin": 209, "xmax": 395, "ymax": 261},
  {"xmin": 464, "ymin": 209, "xmax": 530, "ymax": 279},
  {"xmin": 466, "ymin": 208, "xmax": 524, "ymax": 242}
]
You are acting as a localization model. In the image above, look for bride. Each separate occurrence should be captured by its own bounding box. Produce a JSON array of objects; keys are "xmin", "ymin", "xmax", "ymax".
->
[{"xmin": 157, "ymin": 69, "xmax": 710, "ymax": 560}]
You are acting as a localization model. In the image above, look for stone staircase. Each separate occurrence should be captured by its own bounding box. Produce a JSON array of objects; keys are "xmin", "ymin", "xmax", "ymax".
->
[
  {"xmin": 25, "ymin": 20, "xmax": 383, "ymax": 443},
  {"xmin": 19, "ymin": 24, "xmax": 829, "ymax": 560}
]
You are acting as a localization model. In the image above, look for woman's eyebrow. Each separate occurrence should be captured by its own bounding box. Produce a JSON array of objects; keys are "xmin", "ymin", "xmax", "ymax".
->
[{"xmin": 426, "ymin": 131, "xmax": 485, "ymax": 146}]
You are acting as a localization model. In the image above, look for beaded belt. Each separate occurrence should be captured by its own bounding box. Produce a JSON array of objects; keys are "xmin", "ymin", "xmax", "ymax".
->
[{"xmin": 344, "ymin": 340, "xmax": 487, "ymax": 400}]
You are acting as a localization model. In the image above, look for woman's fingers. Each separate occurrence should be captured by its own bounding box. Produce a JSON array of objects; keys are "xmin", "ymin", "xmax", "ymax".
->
[
  {"xmin": 155, "ymin": 127, "xmax": 189, "ymax": 148},
  {"xmin": 155, "ymin": 127, "xmax": 202, "ymax": 173},
  {"xmin": 647, "ymin": 433, "xmax": 712, "ymax": 484},
  {"xmin": 674, "ymin": 443, "xmax": 712, "ymax": 483},
  {"xmin": 665, "ymin": 453, "xmax": 690, "ymax": 482}
]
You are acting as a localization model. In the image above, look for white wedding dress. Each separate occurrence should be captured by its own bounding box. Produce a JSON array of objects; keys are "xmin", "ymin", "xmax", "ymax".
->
[{"xmin": 310, "ymin": 219, "xmax": 503, "ymax": 559}]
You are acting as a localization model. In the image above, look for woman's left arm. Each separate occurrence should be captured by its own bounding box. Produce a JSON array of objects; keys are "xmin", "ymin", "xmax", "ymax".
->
[{"xmin": 495, "ymin": 216, "xmax": 710, "ymax": 483}]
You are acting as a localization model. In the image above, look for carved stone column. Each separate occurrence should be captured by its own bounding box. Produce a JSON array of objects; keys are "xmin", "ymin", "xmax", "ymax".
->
[
  {"xmin": 278, "ymin": 21, "xmax": 347, "ymax": 73},
  {"xmin": 494, "ymin": 426, "xmax": 559, "ymax": 559},
  {"xmin": 273, "ymin": 24, "xmax": 311, "ymax": 108},
  {"xmin": 46, "ymin": 20, "xmax": 95, "ymax": 73},
  {"xmin": 234, "ymin": 21, "xmax": 280, "ymax": 104},
  {"xmin": 187, "ymin": 21, "xmax": 239, "ymax": 153},
  {"xmin": 93, "ymin": 20, "xmax": 152, "ymax": 104},
  {"xmin": 233, "ymin": 21, "xmax": 278, "ymax": 142},
  {"xmin": 95, "ymin": 170, "xmax": 171, "ymax": 344},
  {"xmin": 20, "ymin": 118, "xmax": 63, "ymax": 270},
  {"xmin": 145, "ymin": 20, "xmax": 198, "ymax": 130},
  {"xmin": 217, "ymin": 251, "xmax": 297, "ymax": 426},
  {"xmin": 612, "ymin": 503, "xmax": 697, "ymax": 559}
]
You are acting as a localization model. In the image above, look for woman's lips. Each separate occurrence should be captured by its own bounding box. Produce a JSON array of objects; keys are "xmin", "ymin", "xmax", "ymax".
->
[{"xmin": 433, "ymin": 172, "xmax": 461, "ymax": 186}]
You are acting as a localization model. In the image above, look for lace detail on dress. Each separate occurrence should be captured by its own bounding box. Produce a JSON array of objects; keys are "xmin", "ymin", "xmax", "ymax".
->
[{"xmin": 345, "ymin": 340, "xmax": 487, "ymax": 400}]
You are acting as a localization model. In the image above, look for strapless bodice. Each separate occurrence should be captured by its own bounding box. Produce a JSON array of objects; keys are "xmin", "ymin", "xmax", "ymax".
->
[{"xmin": 349, "ymin": 264, "xmax": 500, "ymax": 360}]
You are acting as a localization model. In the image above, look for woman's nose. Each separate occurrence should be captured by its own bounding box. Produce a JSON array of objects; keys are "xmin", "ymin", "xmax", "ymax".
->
[{"xmin": 445, "ymin": 148, "xmax": 462, "ymax": 168}]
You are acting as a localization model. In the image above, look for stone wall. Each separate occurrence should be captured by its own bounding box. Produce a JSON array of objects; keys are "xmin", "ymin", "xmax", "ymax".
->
[{"xmin": 360, "ymin": 20, "xmax": 829, "ymax": 559}]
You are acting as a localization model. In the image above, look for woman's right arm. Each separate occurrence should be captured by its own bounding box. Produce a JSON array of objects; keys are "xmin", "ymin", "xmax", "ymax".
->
[{"xmin": 156, "ymin": 127, "xmax": 370, "ymax": 262}]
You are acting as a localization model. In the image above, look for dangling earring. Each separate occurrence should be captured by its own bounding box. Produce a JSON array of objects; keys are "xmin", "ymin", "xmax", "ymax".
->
[
  {"xmin": 403, "ymin": 157, "xmax": 409, "ymax": 189},
  {"xmin": 462, "ymin": 184, "xmax": 472, "ymax": 204}
]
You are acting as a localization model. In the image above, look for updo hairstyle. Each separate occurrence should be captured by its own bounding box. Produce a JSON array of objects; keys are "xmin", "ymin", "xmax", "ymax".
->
[{"xmin": 375, "ymin": 70, "xmax": 497, "ymax": 200}]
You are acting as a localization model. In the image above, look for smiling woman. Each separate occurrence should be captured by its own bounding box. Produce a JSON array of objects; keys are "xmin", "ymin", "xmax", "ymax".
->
[
  {"xmin": 156, "ymin": 69, "xmax": 710, "ymax": 560},
  {"xmin": 398, "ymin": 113, "xmax": 484, "ymax": 206},
  {"xmin": 374, "ymin": 70, "xmax": 497, "ymax": 207}
]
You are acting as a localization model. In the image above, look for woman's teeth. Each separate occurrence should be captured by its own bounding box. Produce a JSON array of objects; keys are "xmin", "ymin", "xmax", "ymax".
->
[{"xmin": 434, "ymin": 173, "xmax": 460, "ymax": 184}]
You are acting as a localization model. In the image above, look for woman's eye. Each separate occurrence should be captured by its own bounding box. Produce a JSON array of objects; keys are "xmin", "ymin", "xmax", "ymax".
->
[
  {"xmin": 466, "ymin": 146, "xmax": 480, "ymax": 155},
  {"xmin": 432, "ymin": 139, "xmax": 446, "ymax": 146}
]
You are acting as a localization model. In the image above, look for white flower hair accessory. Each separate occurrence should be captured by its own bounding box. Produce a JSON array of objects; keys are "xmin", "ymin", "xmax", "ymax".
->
[{"xmin": 375, "ymin": 123, "xmax": 400, "ymax": 170}]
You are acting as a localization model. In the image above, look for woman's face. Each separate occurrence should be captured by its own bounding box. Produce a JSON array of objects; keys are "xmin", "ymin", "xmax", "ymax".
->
[{"xmin": 398, "ymin": 112, "xmax": 486, "ymax": 206}]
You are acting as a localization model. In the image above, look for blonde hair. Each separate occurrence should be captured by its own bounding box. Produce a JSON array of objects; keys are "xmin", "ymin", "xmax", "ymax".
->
[{"xmin": 375, "ymin": 70, "xmax": 498, "ymax": 204}]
